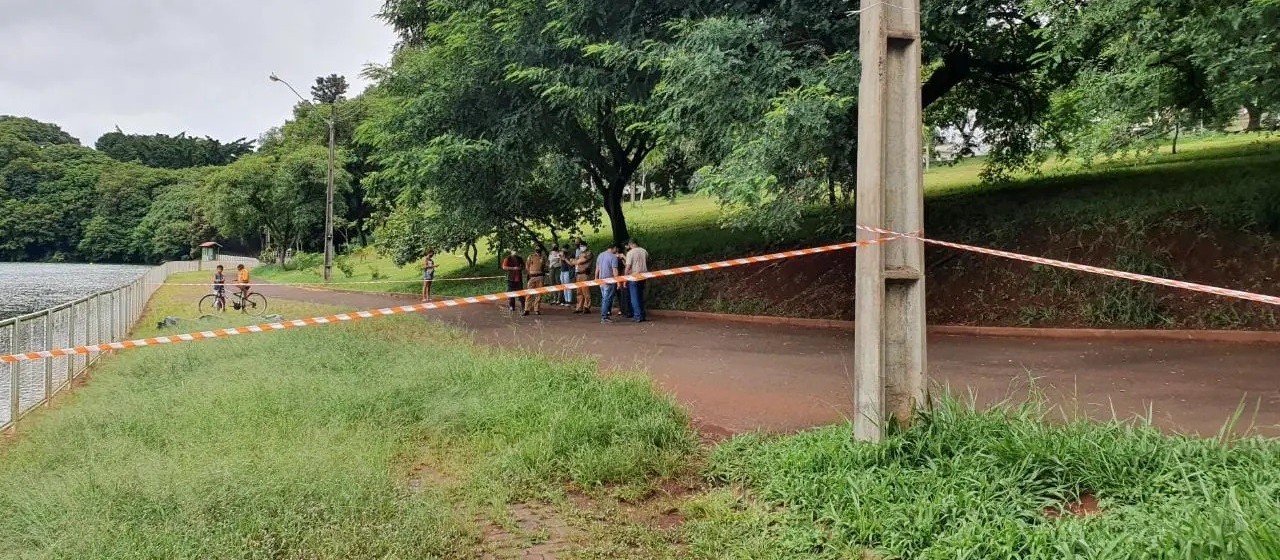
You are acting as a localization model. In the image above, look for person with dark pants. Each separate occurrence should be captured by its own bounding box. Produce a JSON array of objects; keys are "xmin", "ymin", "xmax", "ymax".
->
[
  {"xmin": 501, "ymin": 249, "xmax": 525, "ymax": 314},
  {"xmin": 595, "ymin": 244, "xmax": 622, "ymax": 323},
  {"xmin": 624, "ymin": 239, "xmax": 650, "ymax": 322},
  {"xmin": 615, "ymin": 245, "xmax": 631, "ymax": 318}
]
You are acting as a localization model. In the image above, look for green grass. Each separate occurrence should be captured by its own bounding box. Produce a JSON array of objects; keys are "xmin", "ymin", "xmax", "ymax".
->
[
  {"xmin": 0, "ymin": 278, "xmax": 694, "ymax": 558},
  {"xmin": 682, "ymin": 396, "xmax": 1280, "ymax": 559},
  {"xmin": 927, "ymin": 134, "xmax": 1280, "ymax": 244}
]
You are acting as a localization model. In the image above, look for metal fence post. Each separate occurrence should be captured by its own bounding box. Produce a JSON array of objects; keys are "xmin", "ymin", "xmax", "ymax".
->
[
  {"xmin": 43, "ymin": 311, "xmax": 53, "ymax": 405},
  {"xmin": 10, "ymin": 322, "xmax": 23, "ymax": 426},
  {"xmin": 109, "ymin": 292, "xmax": 118, "ymax": 342},
  {"xmin": 67, "ymin": 304, "xmax": 77, "ymax": 384}
]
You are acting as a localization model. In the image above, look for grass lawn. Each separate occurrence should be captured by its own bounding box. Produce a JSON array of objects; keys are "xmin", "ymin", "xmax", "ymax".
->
[
  {"xmin": 3, "ymin": 273, "xmax": 1280, "ymax": 557},
  {"xmin": 0, "ymin": 273, "xmax": 694, "ymax": 558}
]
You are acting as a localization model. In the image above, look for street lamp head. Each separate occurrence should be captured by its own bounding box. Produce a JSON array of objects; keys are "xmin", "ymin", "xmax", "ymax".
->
[{"xmin": 268, "ymin": 73, "xmax": 281, "ymax": 82}]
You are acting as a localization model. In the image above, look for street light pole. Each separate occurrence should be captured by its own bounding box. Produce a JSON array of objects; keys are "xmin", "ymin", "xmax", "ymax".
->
[
  {"xmin": 269, "ymin": 73, "xmax": 336, "ymax": 282},
  {"xmin": 324, "ymin": 112, "xmax": 335, "ymax": 283}
]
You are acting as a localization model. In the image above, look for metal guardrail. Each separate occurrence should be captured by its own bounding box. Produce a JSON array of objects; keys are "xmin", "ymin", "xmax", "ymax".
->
[{"xmin": 0, "ymin": 259, "xmax": 256, "ymax": 431}]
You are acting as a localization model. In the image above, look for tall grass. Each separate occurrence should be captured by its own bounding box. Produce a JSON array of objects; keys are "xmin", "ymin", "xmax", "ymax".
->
[
  {"xmin": 0, "ymin": 282, "xmax": 694, "ymax": 558},
  {"xmin": 685, "ymin": 395, "xmax": 1280, "ymax": 559}
]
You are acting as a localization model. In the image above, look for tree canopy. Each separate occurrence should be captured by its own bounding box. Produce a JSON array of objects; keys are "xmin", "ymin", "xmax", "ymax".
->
[
  {"xmin": 206, "ymin": 146, "xmax": 352, "ymax": 264},
  {"xmin": 94, "ymin": 130, "xmax": 254, "ymax": 169},
  {"xmin": 311, "ymin": 74, "xmax": 350, "ymax": 105},
  {"xmin": 5, "ymin": 0, "xmax": 1279, "ymax": 265}
]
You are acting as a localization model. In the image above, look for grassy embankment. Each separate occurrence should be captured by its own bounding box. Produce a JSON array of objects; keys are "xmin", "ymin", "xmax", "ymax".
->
[
  {"xmin": 255, "ymin": 134, "xmax": 1279, "ymax": 328},
  {"xmin": 3, "ymin": 271, "xmax": 1280, "ymax": 557}
]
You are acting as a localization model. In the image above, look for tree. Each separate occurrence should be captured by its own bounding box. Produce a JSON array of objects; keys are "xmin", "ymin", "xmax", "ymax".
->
[
  {"xmin": 645, "ymin": 1, "xmax": 1065, "ymax": 237},
  {"xmin": 373, "ymin": 0, "xmax": 688, "ymax": 245},
  {"xmin": 276, "ymin": 94, "xmax": 379, "ymax": 248},
  {"xmin": 95, "ymin": 130, "xmax": 254, "ymax": 168},
  {"xmin": 1, "ymin": 125, "xmax": 113, "ymax": 261},
  {"xmin": 0, "ymin": 115, "xmax": 80, "ymax": 146},
  {"xmin": 78, "ymin": 163, "xmax": 178, "ymax": 262},
  {"xmin": 1035, "ymin": 0, "xmax": 1280, "ymax": 159},
  {"xmin": 311, "ymin": 74, "xmax": 349, "ymax": 105},
  {"xmin": 206, "ymin": 146, "xmax": 351, "ymax": 264},
  {"xmin": 132, "ymin": 172, "xmax": 217, "ymax": 262}
]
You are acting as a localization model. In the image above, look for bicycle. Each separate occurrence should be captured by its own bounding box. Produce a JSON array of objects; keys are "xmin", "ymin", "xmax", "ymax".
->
[{"xmin": 199, "ymin": 288, "xmax": 268, "ymax": 316}]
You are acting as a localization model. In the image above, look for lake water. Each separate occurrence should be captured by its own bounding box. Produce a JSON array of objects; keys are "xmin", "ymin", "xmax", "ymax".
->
[
  {"xmin": 0, "ymin": 263, "xmax": 151, "ymax": 321},
  {"xmin": 0, "ymin": 262, "xmax": 153, "ymax": 425}
]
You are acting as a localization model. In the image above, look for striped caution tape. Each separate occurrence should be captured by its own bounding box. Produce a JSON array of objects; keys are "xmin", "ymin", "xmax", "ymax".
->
[
  {"xmin": 154, "ymin": 275, "xmax": 505, "ymax": 287},
  {"xmin": 857, "ymin": 226, "xmax": 1280, "ymax": 307},
  {"xmin": 0, "ymin": 236, "xmax": 901, "ymax": 364}
]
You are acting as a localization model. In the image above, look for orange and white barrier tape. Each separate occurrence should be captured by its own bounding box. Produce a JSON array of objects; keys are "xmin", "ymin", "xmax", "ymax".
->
[
  {"xmin": 857, "ymin": 226, "xmax": 1280, "ymax": 307},
  {"xmin": 0, "ymin": 236, "xmax": 901, "ymax": 364},
  {"xmin": 155, "ymin": 275, "xmax": 504, "ymax": 287}
]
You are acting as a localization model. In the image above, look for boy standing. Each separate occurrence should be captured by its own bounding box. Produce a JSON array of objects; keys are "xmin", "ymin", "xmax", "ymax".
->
[{"xmin": 212, "ymin": 265, "xmax": 226, "ymax": 309}]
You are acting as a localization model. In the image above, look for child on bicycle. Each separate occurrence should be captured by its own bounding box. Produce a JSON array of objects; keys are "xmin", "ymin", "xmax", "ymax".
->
[{"xmin": 235, "ymin": 264, "xmax": 251, "ymax": 301}]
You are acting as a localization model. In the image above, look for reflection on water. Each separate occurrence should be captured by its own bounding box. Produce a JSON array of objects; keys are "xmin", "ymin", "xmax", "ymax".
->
[{"xmin": 0, "ymin": 263, "xmax": 150, "ymax": 321}]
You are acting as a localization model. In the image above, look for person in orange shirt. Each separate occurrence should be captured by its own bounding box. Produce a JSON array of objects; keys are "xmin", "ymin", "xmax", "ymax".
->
[{"xmin": 235, "ymin": 264, "xmax": 251, "ymax": 300}]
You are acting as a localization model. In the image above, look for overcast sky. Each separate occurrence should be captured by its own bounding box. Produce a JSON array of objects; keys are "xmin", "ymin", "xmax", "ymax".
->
[{"xmin": 1, "ymin": 0, "xmax": 398, "ymax": 146}]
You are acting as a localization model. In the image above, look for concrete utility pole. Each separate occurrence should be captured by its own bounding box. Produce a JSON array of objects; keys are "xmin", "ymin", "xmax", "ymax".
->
[
  {"xmin": 853, "ymin": 0, "xmax": 927, "ymax": 442},
  {"xmin": 269, "ymin": 73, "xmax": 337, "ymax": 283}
]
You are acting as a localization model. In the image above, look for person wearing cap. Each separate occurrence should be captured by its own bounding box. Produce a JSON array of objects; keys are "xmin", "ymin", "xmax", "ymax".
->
[
  {"xmin": 573, "ymin": 241, "xmax": 593, "ymax": 314},
  {"xmin": 523, "ymin": 246, "xmax": 546, "ymax": 316}
]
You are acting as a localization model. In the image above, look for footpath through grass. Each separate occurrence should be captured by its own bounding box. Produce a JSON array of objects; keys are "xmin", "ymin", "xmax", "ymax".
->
[{"xmin": 0, "ymin": 276, "xmax": 694, "ymax": 558}]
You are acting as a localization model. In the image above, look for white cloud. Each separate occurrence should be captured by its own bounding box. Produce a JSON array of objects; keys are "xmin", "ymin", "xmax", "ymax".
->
[{"xmin": 0, "ymin": 0, "xmax": 397, "ymax": 146}]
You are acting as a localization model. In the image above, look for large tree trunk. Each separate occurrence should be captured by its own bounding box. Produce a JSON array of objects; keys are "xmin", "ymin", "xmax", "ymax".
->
[
  {"xmin": 602, "ymin": 179, "xmax": 630, "ymax": 245},
  {"xmin": 1244, "ymin": 102, "xmax": 1262, "ymax": 132},
  {"xmin": 464, "ymin": 242, "xmax": 478, "ymax": 268}
]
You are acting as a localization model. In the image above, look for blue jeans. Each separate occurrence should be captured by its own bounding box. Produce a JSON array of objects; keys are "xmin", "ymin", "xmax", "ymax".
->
[
  {"xmin": 600, "ymin": 283, "xmax": 617, "ymax": 320},
  {"xmin": 561, "ymin": 270, "xmax": 574, "ymax": 302},
  {"xmin": 628, "ymin": 280, "xmax": 646, "ymax": 321}
]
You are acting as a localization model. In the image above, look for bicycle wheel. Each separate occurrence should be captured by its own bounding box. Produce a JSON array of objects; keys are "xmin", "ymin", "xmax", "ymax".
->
[
  {"xmin": 243, "ymin": 293, "xmax": 268, "ymax": 316},
  {"xmin": 198, "ymin": 294, "xmax": 226, "ymax": 314}
]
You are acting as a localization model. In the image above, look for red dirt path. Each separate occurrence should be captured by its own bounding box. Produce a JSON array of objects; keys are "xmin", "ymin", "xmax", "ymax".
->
[{"xmin": 261, "ymin": 285, "xmax": 1280, "ymax": 437}]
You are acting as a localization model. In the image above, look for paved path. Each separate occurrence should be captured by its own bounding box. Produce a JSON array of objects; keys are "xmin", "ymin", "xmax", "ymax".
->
[{"xmin": 259, "ymin": 285, "xmax": 1280, "ymax": 437}]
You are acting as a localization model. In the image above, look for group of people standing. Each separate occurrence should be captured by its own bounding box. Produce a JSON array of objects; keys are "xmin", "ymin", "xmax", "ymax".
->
[{"xmin": 496, "ymin": 237, "xmax": 650, "ymax": 323}]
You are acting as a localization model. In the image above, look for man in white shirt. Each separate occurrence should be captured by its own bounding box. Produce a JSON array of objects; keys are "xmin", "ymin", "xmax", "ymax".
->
[{"xmin": 624, "ymin": 239, "xmax": 650, "ymax": 323}]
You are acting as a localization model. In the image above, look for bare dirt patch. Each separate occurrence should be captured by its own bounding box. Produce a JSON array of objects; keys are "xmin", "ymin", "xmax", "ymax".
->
[
  {"xmin": 1044, "ymin": 493, "xmax": 1103, "ymax": 519},
  {"xmin": 480, "ymin": 502, "xmax": 584, "ymax": 559},
  {"xmin": 652, "ymin": 220, "xmax": 1280, "ymax": 330}
]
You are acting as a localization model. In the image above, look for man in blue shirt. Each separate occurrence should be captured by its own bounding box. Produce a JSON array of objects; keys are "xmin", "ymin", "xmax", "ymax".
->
[{"xmin": 595, "ymin": 244, "xmax": 623, "ymax": 323}]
